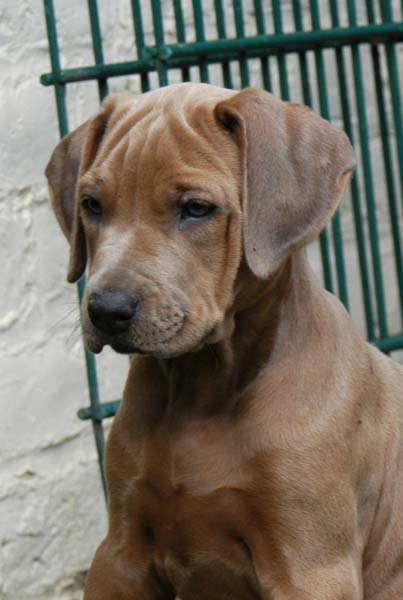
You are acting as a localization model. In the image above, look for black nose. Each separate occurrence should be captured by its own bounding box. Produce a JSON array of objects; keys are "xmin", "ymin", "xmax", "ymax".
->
[{"xmin": 87, "ymin": 290, "xmax": 138, "ymax": 334}]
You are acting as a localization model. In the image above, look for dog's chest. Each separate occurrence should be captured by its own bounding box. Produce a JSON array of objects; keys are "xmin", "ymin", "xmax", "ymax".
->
[
  {"xmin": 136, "ymin": 416, "xmax": 253, "ymax": 493},
  {"xmin": 130, "ymin": 418, "xmax": 263, "ymax": 598}
]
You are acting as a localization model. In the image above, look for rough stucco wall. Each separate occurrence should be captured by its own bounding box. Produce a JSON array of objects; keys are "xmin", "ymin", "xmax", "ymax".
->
[
  {"xmin": 1, "ymin": 1, "xmax": 402, "ymax": 599},
  {"xmin": 0, "ymin": 2, "xmax": 129, "ymax": 599}
]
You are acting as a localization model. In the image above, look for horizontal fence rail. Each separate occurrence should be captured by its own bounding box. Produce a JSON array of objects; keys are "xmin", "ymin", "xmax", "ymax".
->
[
  {"xmin": 40, "ymin": 22, "xmax": 403, "ymax": 85},
  {"xmin": 42, "ymin": 0, "xmax": 403, "ymax": 495}
]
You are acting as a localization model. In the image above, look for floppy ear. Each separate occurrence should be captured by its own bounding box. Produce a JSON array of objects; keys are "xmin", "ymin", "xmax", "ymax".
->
[
  {"xmin": 214, "ymin": 89, "xmax": 355, "ymax": 279},
  {"xmin": 45, "ymin": 95, "xmax": 131, "ymax": 283},
  {"xmin": 45, "ymin": 121, "xmax": 90, "ymax": 282}
]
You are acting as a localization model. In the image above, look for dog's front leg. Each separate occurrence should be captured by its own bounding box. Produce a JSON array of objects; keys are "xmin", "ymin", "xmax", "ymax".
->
[
  {"xmin": 258, "ymin": 559, "xmax": 363, "ymax": 600},
  {"xmin": 84, "ymin": 540, "xmax": 176, "ymax": 600}
]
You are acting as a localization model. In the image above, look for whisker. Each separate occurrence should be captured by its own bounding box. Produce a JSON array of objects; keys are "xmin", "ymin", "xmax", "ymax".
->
[
  {"xmin": 49, "ymin": 307, "xmax": 80, "ymax": 333},
  {"xmin": 66, "ymin": 319, "xmax": 84, "ymax": 349}
]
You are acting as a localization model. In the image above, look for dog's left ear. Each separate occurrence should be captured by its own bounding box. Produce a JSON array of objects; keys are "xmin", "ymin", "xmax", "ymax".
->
[{"xmin": 215, "ymin": 89, "xmax": 355, "ymax": 278}]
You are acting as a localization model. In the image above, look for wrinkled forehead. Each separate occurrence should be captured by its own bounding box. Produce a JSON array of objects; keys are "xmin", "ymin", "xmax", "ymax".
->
[{"xmin": 87, "ymin": 84, "xmax": 239, "ymax": 195}]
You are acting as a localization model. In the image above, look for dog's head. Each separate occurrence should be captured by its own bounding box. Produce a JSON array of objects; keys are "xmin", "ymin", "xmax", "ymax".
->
[{"xmin": 46, "ymin": 83, "xmax": 354, "ymax": 358}]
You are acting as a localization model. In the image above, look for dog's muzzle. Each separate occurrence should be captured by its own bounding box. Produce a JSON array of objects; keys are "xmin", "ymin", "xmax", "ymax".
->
[{"xmin": 85, "ymin": 287, "xmax": 187, "ymax": 356}]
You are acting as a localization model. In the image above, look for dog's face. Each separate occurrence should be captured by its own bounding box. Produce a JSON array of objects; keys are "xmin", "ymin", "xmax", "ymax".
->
[
  {"xmin": 78, "ymin": 86, "xmax": 242, "ymax": 356},
  {"xmin": 46, "ymin": 83, "xmax": 355, "ymax": 358}
]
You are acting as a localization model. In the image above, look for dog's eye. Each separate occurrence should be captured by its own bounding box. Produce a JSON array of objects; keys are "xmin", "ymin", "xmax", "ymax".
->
[
  {"xmin": 82, "ymin": 196, "xmax": 102, "ymax": 217},
  {"xmin": 181, "ymin": 201, "xmax": 215, "ymax": 220}
]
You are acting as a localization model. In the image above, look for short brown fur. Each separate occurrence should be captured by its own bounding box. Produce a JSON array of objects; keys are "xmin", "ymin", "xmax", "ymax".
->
[{"xmin": 46, "ymin": 83, "xmax": 403, "ymax": 599}]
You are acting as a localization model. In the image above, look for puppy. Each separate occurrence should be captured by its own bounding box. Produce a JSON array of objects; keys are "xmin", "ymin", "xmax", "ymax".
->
[{"xmin": 46, "ymin": 83, "xmax": 403, "ymax": 599}]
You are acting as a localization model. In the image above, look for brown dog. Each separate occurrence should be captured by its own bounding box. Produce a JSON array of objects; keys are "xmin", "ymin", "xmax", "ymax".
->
[{"xmin": 46, "ymin": 83, "xmax": 403, "ymax": 599}]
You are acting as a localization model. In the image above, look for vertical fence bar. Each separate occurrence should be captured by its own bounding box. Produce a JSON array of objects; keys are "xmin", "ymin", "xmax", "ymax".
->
[
  {"xmin": 151, "ymin": 0, "xmax": 169, "ymax": 86},
  {"xmin": 271, "ymin": 0, "xmax": 290, "ymax": 100},
  {"xmin": 77, "ymin": 278, "xmax": 107, "ymax": 498},
  {"xmin": 173, "ymin": 0, "xmax": 191, "ymax": 81},
  {"xmin": 289, "ymin": 0, "xmax": 334, "ymax": 293},
  {"xmin": 43, "ymin": 0, "xmax": 107, "ymax": 499},
  {"xmin": 86, "ymin": 0, "xmax": 114, "ymax": 498},
  {"xmin": 214, "ymin": 0, "xmax": 233, "ymax": 88},
  {"xmin": 130, "ymin": 0, "xmax": 151, "ymax": 92},
  {"xmin": 87, "ymin": 0, "xmax": 109, "ymax": 100},
  {"xmin": 310, "ymin": 0, "xmax": 350, "ymax": 308},
  {"xmin": 253, "ymin": 0, "xmax": 272, "ymax": 91},
  {"xmin": 233, "ymin": 0, "xmax": 250, "ymax": 87},
  {"xmin": 270, "ymin": 0, "xmax": 340, "ymax": 299},
  {"xmin": 365, "ymin": 0, "xmax": 403, "ymax": 323},
  {"xmin": 192, "ymin": 0, "xmax": 209, "ymax": 82},
  {"xmin": 347, "ymin": 0, "xmax": 388, "ymax": 338},
  {"xmin": 379, "ymin": 0, "xmax": 403, "ymax": 216},
  {"xmin": 271, "ymin": 3, "xmax": 338, "ymax": 290},
  {"xmin": 329, "ymin": 0, "xmax": 375, "ymax": 340},
  {"xmin": 291, "ymin": 0, "xmax": 313, "ymax": 105},
  {"xmin": 43, "ymin": 0, "xmax": 69, "ymax": 138}
]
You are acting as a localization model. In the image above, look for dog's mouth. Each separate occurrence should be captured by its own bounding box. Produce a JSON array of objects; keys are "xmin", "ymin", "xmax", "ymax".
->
[
  {"xmin": 83, "ymin": 313, "xmax": 221, "ymax": 359},
  {"xmin": 84, "ymin": 319, "xmax": 188, "ymax": 357},
  {"xmin": 109, "ymin": 330, "xmax": 183, "ymax": 356},
  {"xmin": 110, "ymin": 339, "xmax": 142, "ymax": 354},
  {"xmin": 82, "ymin": 297, "xmax": 192, "ymax": 357}
]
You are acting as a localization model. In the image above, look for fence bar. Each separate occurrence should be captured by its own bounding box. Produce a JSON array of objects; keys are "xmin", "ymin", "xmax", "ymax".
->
[
  {"xmin": 380, "ymin": 0, "xmax": 403, "ymax": 217},
  {"xmin": 310, "ymin": 0, "xmax": 329, "ymax": 113},
  {"xmin": 87, "ymin": 0, "xmax": 108, "ymax": 100},
  {"xmin": 43, "ymin": 0, "xmax": 68, "ymax": 136},
  {"xmin": 347, "ymin": 0, "xmax": 388, "ymax": 338},
  {"xmin": 292, "ymin": 0, "xmax": 313, "ymax": 105},
  {"xmin": 214, "ymin": 0, "xmax": 233, "ymax": 87},
  {"xmin": 43, "ymin": 0, "xmax": 107, "ymax": 499},
  {"xmin": 77, "ymin": 281, "xmax": 107, "ymax": 498},
  {"xmin": 270, "ymin": 2, "xmax": 337, "ymax": 296},
  {"xmin": 329, "ymin": 0, "xmax": 375, "ymax": 339},
  {"xmin": 365, "ymin": 0, "xmax": 403, "ymax": 323},
  {"xmin": 41, "ymin": 21, "xmax": 403, "ymax": 86},
  {"xmin": 85, "ymin": 1, "xmax": 113, "ymax": 495},
  {"xmin": 192, "ymin": 0, "xmax": 209, "ymax": 82},
  {"xmin": 154, "ymin": 22, "xmax": 403, "ymax": 58},
  {"xmin": 375, "ymin": 333, "xmax": 403, "ymax": 353},
  {"xmin": 78, "ymin": 399, "xmax": 121, "ymax": 421},
  {"xmin": 270, "ymin": 4, "xmax": 336, "ymax": 296},
  {"xmin": 233, "ymin": 0, "xmax": 250, "ymax": 87},
  {"xmin": 289, "ymin": 0, "xmax": 334, "ymax": 292},
  {"xmin": 173, "ymin": 0, "xmax": 191, "ymax": 81},
  {"xmin": 253, "ymin": 0, "xmax": 272, "ymax": 91},
  {"xmin": 130, "ymin": 0, "xmax": 151, "ymax": 91},
  {"xmin": 151, "ymin": 0, "xmax": 169, "ymax": 85},
  {"xmin": 310, "ymin": 0, "xmax": 350, "ymax": 307},
  {"xmin": 271, "ymin": 0, "xmax": 290, "ymax": 100}
]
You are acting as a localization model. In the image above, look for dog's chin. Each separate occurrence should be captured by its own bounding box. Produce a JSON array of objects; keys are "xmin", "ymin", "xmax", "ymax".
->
[
  {"xmin": 84, "ymin": 333, "xmax": 135, "ymax": 355},
  {"xmin": 85, "ymin": 336, "xmax": 104, "ymax": 354},
  {"xmin": 84, "ymin": 320, "xmax": 223, "ymax": 358},
  {"xmin": 87, "ymin": 335, "xmax": 209, "ymax": 359},
  {"xmin": 90, "ymin": 339, "xmax": 189, "ymax": 358}
]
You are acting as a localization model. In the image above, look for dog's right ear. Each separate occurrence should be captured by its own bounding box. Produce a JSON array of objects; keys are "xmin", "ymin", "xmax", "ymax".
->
[
  {"xmin": 46, "ymin": 121, "xmax": 90, "ymax": 282},
  {"xmin": 45, "ymin": 95, "xmax": 131, "ymax": 282}
]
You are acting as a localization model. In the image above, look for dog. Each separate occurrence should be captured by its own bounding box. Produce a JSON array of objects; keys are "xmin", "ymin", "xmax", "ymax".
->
[{"xmin": 46, "ymin": 83, "xmax": 403, "ymax": 599}]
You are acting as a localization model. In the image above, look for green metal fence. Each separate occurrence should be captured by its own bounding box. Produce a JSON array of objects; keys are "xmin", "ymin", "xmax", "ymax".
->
[{"xmin": 41, "ymin": 0, "xmax": 403, "ymax": 497}]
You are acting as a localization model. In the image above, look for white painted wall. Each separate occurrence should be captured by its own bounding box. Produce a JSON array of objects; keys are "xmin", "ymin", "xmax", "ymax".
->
[
  {"xmin": 0, "ymin": 1, "xmax": 402, "ymax": 598},
  {"xmin": 0, "ymin": 3, "xmax": 130, "ymax": 599}
]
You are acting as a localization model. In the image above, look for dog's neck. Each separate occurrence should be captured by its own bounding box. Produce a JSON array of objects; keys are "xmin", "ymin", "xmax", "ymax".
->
[{"xmin": 154, "ymin": 251, "xmax": 319, "ymax": 417}]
